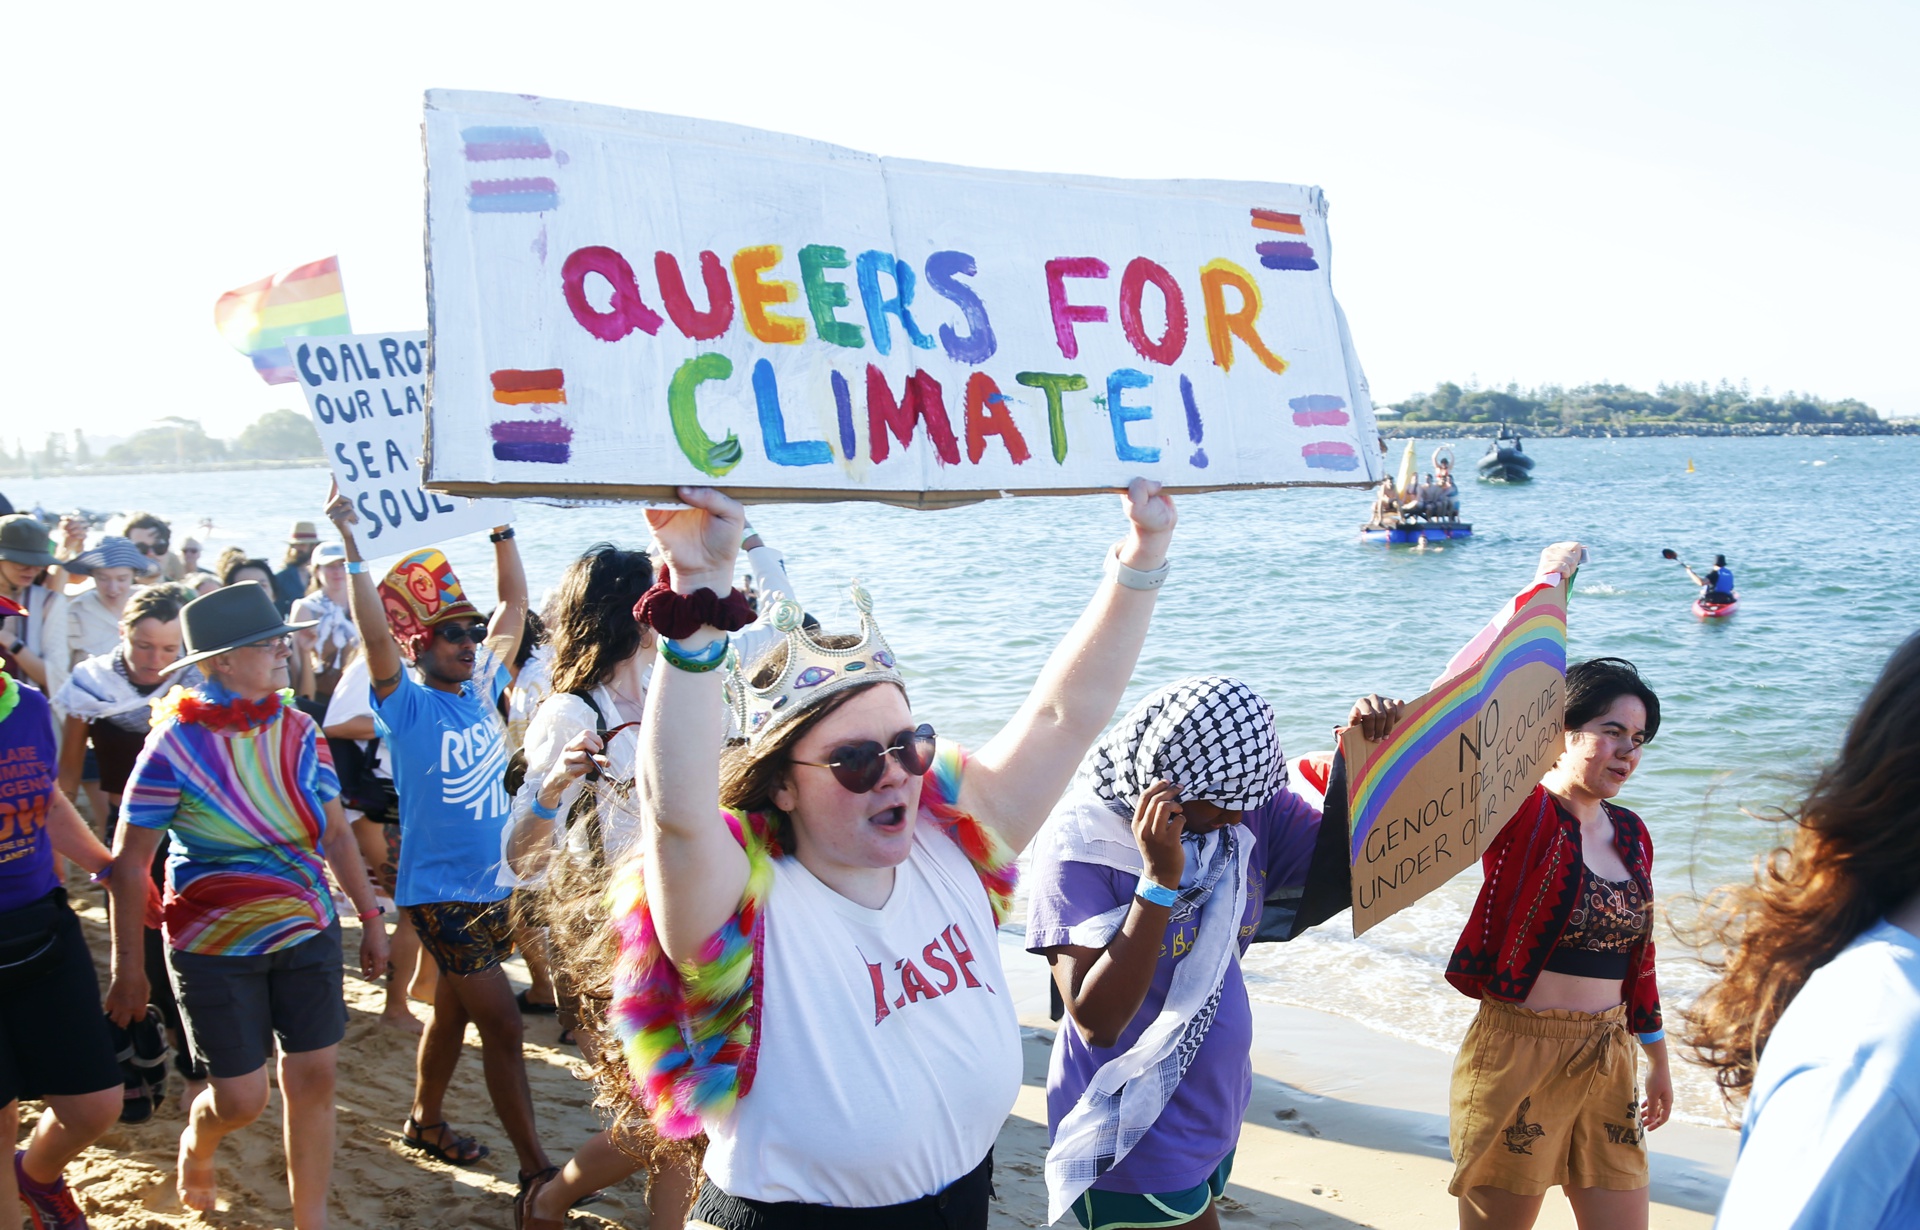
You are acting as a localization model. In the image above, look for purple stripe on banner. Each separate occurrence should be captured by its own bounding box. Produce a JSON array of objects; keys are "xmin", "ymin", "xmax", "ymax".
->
[
  {"xmin": 1289, "ymin": 394, "xmax": 1347, "ymax": 412},
  {"xmin": 465, "ymin": 139, "xmax": 552, "ymax": 161},
  {"xmin": 1293, "ymin": 409, "xmax": 1351, "ymax": 427},
  {"xmin": 490, "ymin": 420, "xmax": 573, "ymax": 445},
  {"xmin": 1257, "ymin": 241, "xmax": 1318, "ymax": 272},
  {"xmin": 250, "ymin": 347, "xmax": 291, "ymax": 373},
  {"xmin": 493, "ymin": 440, "xmax": 571, "ymax": 464},
  {"xmin": 1303, "ymin": 453, "xmax": 1362, "ymax": 471}
]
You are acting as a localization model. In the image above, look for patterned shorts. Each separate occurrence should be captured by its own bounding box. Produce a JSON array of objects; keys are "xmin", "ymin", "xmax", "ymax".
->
[
  {"xmin": 403, "ymin": 899, "xmax": 515, "ymax": 976},
  {"xmin": 1449, "ymin": 1000, "xmax": 1647, "ymax": 1196}
]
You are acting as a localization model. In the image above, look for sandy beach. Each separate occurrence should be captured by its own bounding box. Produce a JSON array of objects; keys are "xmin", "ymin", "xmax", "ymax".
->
[{"xmin": 38, "ymin": 894, "xmax": 1734, "ymax": 1230}]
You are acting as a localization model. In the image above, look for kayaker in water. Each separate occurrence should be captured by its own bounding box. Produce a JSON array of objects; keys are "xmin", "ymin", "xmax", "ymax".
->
[{"xmin": 1685, "ymin": 555, "xmax": 1736, "ymax": 607}]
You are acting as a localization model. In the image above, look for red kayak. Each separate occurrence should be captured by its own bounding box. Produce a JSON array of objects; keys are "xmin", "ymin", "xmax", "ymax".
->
[{"xmin": 1694, "ymin": 593, "xmax": 1739, "ymax": 618}]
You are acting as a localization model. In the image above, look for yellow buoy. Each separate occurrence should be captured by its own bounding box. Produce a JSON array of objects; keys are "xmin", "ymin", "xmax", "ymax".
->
[{"xmin": 1686, "ymin": 458, "xmax": 1696, "ymax": 473}]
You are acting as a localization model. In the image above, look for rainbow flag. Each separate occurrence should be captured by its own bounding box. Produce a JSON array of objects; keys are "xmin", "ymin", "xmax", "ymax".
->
[{"xmin": 214, "ymin": 256, "xmax": 350, "ymax": 384}]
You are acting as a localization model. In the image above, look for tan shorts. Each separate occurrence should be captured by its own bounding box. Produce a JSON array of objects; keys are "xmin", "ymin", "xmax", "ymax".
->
[{"xmin": 1449, "ymin": 999, "xmax": 1647, "ymax": 1196}]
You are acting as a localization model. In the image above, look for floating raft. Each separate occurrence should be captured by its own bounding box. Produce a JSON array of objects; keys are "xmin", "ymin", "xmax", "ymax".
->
[{"xmin": 1361, "ymin": 521, "xmax": 1473, "ymax": 545}]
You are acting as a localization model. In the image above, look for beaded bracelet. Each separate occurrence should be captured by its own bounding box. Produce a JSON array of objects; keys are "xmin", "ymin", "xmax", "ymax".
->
[{"xmin": 660, "ymin": 634, "xmax": 730, "ymax": 673}]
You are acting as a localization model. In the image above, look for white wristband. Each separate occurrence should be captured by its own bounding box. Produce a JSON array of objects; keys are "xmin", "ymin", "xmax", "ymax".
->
[{"xmin": 1106, "ymin": 544, "xmax": 1171, "ymax": 591}]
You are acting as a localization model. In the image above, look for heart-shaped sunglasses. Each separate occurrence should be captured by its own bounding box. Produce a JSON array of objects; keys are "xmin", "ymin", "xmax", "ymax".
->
[{"xmin": 790, "ymin": 724, "xmax": 937, "ymax": 794}]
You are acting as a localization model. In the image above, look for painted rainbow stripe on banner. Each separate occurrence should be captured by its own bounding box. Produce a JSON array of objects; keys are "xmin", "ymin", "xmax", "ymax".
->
[
  {"xmin": 464, "ymin": 126, "xmax": 558, "ymax": 213},
  {"xmin": 1294, "ymin": 394, "xmax": 1358, "ymax": 471},
  {"xmin": 490, "ymin": 368, "xmax": 572, "ymax": 463},
  {"xmin": 1347, "ymin": 594, "xmax": 1568, "ymax": 860},
  {"xmin": 213, "ymin": 256, "xmax": 350, "ymax": 385},
  {"xmin": 1250, "ymin": 208, "xmax": 1317, "ymax": 271}
]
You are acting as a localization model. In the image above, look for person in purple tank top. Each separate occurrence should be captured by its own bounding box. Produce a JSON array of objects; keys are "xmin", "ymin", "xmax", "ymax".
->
[
  {"xmin": 1027, "ymin": 675, "xmax": 1403, "ymax": 1230},
  {"xmin": 0, "ymin": 592, "xmax": 125, "ymax": 1230}
]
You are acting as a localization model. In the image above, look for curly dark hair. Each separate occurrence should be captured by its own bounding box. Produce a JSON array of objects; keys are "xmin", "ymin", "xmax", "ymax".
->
[
  {"xmin": 1684, "ymin": 632, "xmax": 1920, "ymax": 1104},
  {"xmin": 546, "ymin": 544, "xmax": 655, "ymax": 696}
]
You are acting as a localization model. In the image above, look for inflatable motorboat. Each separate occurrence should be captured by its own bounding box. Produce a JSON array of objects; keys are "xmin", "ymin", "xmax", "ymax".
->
[{"xmin": 1478, "ymin": 426, "xmax": 1534, "ymax": 483}]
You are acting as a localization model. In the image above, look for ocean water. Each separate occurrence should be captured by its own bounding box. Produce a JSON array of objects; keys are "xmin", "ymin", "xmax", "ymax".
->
[{"xmin": 11, "ymin": 434, "xmax": 1914, "ymax": 1124}]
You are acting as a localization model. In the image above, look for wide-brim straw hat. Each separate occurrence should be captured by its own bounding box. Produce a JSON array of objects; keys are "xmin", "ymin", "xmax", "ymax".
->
[
  {"xmin": 288, "ymin": 520, "xmax": 321, "ymax": 544},
  {"xmin": 163, "ymin": 583, "xmax": 317, "ymax": 674},
  {"xmin": 62, "ymin": 535, "xmax": 160, "ymax": 577},
  {"xmin": 0, "ymin": 515, "xmax": 57, "ymax": 568}
]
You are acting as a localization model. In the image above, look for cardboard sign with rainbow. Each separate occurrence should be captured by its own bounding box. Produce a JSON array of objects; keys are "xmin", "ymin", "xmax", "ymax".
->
[
  {"xmin": 1340, "ymin": 580, "xmax": 1570, "ymax": 936},
  {"xmin": 420, "ymin": 90, "xmax": 1383, "ymax": 505}
]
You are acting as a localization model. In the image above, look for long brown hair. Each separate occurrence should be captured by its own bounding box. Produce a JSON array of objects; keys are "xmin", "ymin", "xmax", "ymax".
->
[
  {"xmin": 1684, "ymin": 631, "xmax": 1920, "ymax": 1103},
  {"xmin": 546, "ymin": 544, "xmax": 654, "ymax": 696}
]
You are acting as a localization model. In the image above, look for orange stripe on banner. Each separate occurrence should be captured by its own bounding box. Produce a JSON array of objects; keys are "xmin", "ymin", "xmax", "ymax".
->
[
  {"xmin": 492, "ymin": 388, "xmax": 567, "ymax": 405},
  {"xmin": 1251, "ymin": 210, "xmax": 1306, "ymax": 234}
]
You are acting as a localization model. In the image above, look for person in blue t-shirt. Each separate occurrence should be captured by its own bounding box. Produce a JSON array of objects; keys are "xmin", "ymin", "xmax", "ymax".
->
[
  {"xmin": 1685, "ymin": 554, "xmax": 1736, "ymax": 606},
  {"xmin": 327, "ymin": 493, "xmax": 555, "ymax": 1202},
  {"xmin": 1689, "ymin": 631, "xmax": 1920, "ymax": 1229}
]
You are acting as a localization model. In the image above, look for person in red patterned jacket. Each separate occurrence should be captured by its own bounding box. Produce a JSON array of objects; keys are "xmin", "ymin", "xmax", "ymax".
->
[{"xmin": 1445, "ymin": 645, "xmax": 1672, "ymax": 1230}]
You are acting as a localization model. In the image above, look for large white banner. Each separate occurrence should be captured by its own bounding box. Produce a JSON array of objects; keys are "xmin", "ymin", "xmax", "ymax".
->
[
  {"xmin": 422, "ymin": 90, "xmax": 1381, "ymax": 506},
  {"xmin": 292, "ymin": 330, "xmax": 512, "ymax": 558}
]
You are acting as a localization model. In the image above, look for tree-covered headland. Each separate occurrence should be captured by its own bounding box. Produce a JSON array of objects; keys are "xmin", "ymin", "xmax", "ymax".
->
[{"xmin": 1385, "ymin": 381, "xmax": 1912, "ymax": 436}]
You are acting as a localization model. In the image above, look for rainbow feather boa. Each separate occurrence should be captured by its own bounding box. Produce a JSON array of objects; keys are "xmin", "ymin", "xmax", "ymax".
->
[{"xmin": 605, "ymin": 740, "xmax": 1017, "ymax": 1139}]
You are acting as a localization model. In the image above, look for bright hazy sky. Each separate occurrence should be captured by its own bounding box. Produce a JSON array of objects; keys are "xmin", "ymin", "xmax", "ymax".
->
[{"xmin": 10, "ymin": 0, "xmax": 1915, "ymax": 442}]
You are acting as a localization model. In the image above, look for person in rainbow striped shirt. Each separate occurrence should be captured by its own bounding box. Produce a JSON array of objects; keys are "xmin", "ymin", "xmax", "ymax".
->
[{"xmin": 105, "ymin": 583, "xmax": 388, "ymax": 1230}]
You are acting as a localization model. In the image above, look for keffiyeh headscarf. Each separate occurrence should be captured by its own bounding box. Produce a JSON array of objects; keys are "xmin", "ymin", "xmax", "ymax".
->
[{"xmin": 1081, "ymin": 674, "xmax": 1287, "ymax": 815}]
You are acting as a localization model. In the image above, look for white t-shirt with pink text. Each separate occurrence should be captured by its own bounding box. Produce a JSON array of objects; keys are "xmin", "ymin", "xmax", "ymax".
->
[{"xmin": 700, "ymin": 819, "xmax": 1021, "ymax": 1206}]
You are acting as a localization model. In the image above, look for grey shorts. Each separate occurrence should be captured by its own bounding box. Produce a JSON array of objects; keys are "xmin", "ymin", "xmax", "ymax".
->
[{"xmin": 166, "ymin": 921, "xmax": 348, "ymax": 1079}]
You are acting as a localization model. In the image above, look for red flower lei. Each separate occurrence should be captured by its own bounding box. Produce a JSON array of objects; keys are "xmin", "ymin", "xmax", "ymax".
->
[{"xmin": 152, "ymin": 686, "xmax": 283, "ymax": 733}]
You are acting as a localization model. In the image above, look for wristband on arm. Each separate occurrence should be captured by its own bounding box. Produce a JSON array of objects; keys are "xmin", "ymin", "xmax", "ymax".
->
[{"xmin": 1134, "ymin": 876, "xmax": 1179, "ymax": 908}]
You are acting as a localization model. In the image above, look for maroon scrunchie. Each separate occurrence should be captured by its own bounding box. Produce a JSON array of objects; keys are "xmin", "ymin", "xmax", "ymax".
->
[{"xmin": 633, "ymin": 567, "xmax": 756, "ymax": 639}]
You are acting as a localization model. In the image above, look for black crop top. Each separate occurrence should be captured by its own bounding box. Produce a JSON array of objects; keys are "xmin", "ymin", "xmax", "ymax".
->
[{"xmin": 1542, "ymin": 861, "xmax": 1651, "ymax": 979}]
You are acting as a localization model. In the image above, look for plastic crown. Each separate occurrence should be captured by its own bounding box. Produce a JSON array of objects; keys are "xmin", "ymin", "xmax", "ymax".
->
[{"xmin": 726, "ymin": 581, "xmax": 905, "ymax": 745}]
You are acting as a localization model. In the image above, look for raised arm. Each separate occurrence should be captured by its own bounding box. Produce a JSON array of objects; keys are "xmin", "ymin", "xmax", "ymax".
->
[
  {"xmin": 960, "ymin": 479, "xmax": 1177, "ymax": 853},
  {"xmin": 325, "ymin": 490, "xmax": 404, "ymax": 702},
  {"xmin": 637, "ymin": 487, "xmax": 751, "ymax": 964},
  {"xmin": 482, "ymin": 525, "xmax": 527, "ymax": 677}
]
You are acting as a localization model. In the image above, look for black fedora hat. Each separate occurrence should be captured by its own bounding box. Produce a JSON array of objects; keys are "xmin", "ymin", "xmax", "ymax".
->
[{"xmin": 164, "ymin": 583, "xmax": 317, "ymax": 675}]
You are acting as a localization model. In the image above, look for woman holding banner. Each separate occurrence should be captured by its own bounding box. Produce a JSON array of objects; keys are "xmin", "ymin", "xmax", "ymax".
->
[
  {"xmin": 1444, "ymin": 594, "xmax": 1673, "ymax": 1230},
  {"xmin": 538, "ymin": 481, "xmax": 1175, "ymax": 1230}
]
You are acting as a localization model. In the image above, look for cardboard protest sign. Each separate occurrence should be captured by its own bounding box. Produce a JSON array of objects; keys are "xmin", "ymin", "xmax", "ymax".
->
[
  {"xmin": 291, "ymin": 330, "xmax": 512, "ymax": 559},
  {"xmin": 1340, "ymin": 580, "xmax": 1569, "ymax": 935},
  {"xmin": 421, "ymin": 89, "xmax": 1382, "ymax": 506}
]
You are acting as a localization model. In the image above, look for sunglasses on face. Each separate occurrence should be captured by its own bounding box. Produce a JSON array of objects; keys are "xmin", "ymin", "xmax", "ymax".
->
[
  {"xmin": 434, "ymin": 621, "xmax": 489, "ymax": 646},
  {"xmin": 134, "ymin": 540, "xmax": 169, "ymax": 556},
  {"xmin": 791, "ymin": 724, "xmax": 937, "ymax": 794}
]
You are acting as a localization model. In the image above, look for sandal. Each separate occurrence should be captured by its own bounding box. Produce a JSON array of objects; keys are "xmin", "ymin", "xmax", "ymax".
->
[
  {"xmin": 515, "ymin": 1166, "xmax": 562, "ymax": 1230},
  {"xmin": 516, "ymin": 990, "xmax": 558, "ymax": 1015},
  {"xmin": 402, "ymin": 1116, "xmax": 490, "ymax": 1166}
]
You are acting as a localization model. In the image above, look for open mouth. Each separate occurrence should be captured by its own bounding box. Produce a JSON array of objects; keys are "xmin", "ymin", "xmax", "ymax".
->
[{"xmin": 869, "ymin": 806, "xmax": 907, "ymax": 830}]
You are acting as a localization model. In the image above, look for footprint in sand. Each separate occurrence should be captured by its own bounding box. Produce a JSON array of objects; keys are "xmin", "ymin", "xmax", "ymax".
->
[
  {"xmin": 1310, "ymin": 1184, "xmax": 1343, "ymax": 1200},
  {"xmin": 1273, "ymin": 1107, "xmax": 1321, "ymax": 1138}
]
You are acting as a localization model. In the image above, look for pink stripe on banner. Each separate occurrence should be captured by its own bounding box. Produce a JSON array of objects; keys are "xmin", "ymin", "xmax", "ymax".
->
[
  {"xmin": 1302, "ymin": 441, "xmax": 1357, "ymax": 456},
  {"xmin": 465, "ymin": 139, "xmax": 552, "ymax": 161},
  {"xmin": 469, "ymin": 177, "xmax": 558, "ymax": 197},
  {"xmin": 1293, "ymin": 409, "xmax": 1350, "ymax": 426},
  {"xmin": 490, "ymin": 420, "xmax": 573, "ymax": 445}
]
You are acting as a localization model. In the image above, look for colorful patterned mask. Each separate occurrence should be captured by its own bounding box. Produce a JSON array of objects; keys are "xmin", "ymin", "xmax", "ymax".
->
[{"xmin": 379, "ymin": 549, "xmax": 480, "ymax": 656}]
